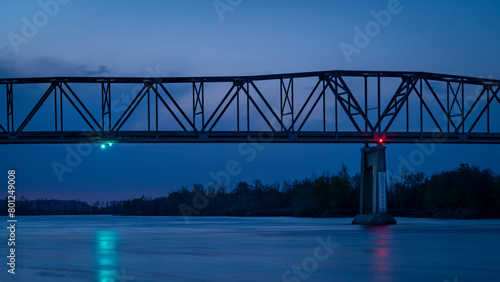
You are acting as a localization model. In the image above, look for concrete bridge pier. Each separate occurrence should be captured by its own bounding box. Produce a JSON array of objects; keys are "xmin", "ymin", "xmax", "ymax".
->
[{"xmin": 352, "ymin": 145, "xmax": 397, "ymax": 225}]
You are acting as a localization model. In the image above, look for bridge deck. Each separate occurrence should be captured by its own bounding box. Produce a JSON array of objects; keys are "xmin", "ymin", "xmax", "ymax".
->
[{"xmin": 2, "ymin": 131, "xmax": 500, "ymax": 144}]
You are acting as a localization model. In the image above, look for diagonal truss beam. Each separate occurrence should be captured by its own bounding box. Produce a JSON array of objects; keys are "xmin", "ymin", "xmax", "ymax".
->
[
  {"xmin": 289, "ymin": 79, "xmax": 322, "ymax": 132},
  {"xmin": 157, "ymin": 83, "xmax": 195, "ymax": 131},
  {"xmin": 203, "ymin": 84, "xmax": 236, "ymax": 132},
  {"xmin": 249, "ymin": 81, "xmax": 286, "ymax": 132},
  {"xmin": 151, "ymin": 84, "xmax": 190, "ymax": 132},
  {"xmin": 15, "ymin": 83, "xmax": 56, "ymax": 135},
  {"xmin": 423, "ymin": 79, "xmax": 460, "ymax": 132},
  {"xmin": 463, "ymin": 85, "xmax": 500, "ymax": 134},
  {"xmin": 333, "ymin": 76, "xmax": 376, "ymax": 133},
  {"xmin": 61, "ymin": 83, "xmax": 102, "ymax": 132},
  {"xmin": 413, "ymin": 84, "xmax": 444, "ymax": 133},
  {"xmin": 112, "ymin": 85, "xmax": 148, "ymax": 132},
  {"xmin": 373, "ymin": 76, "xmax": 419, "ymax": 136}
]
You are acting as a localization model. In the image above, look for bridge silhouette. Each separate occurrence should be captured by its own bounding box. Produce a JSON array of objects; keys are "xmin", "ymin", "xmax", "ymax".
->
[
  {"xmin": 2, "ymin": 70, "xmax": 499, "ymax": 224},
  {"xmin": 1, "ymin": 70, "xmax": 499, "ymax": 144}
]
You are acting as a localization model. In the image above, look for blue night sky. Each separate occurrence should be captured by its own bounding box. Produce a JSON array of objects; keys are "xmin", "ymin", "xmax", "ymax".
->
[{"xmin": 1, "ymin": 0, "xmax": 500, "ymax": 202}]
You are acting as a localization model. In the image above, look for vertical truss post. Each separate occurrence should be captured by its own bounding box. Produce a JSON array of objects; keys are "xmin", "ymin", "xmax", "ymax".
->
[
  {"xmin": 406, "ymin": 77, "xmax": 409, "ymax": 133},
  {"xmin": 445, "ymin": 81, "xmax": 464, "ymax": 133},
  {"xmin": 447, "ymin": 82, "xmax": 450, "ymax": 132},
  {"xmin": 377, "ymin": 76, "xmax": 381, "ymax": 135},
  {"xmin": 290, "ymin": 77, "xmax": 295, "ymax": 131},
  {"xmin": 53, "ymin": 82, "xmax": 63, "ymax": 133},
  {"xmin": 419, "ymin": 78, "xmax": 423, "ymax": 137},
  {"xmin": 60, "ymin": 82, "xmax": 63, "ymax": 134},
  {"xmin": 102, "ymin": 81, "xmax": 111, "ymax": 131},
  {"xmin": 335, "ymin": 76, "xmax": 338, "ymax": 135},
  {"xmin": 237, "ymin": 82, "xmax": 240, "ymax": 131},
  {"xmin": 193, "ymin": 81, "xmax": 204, "ymax": 131},
  {"xmin": 323, "ymin": 80, "xmax": 326, "ymax": 132},
  {"xmin": 280, "ymin": 77, "xmax": 293, "ymax": 132},
  {"xmin": 246, "ymin": 82, "xmax": 250, "ymax": 132},
  {"xmin": 155, "ymin": 83, "xmax": 158, "ymax": 135},
  {"xmin": 6, "ymin": 83, "xmax": 13, "ymax": 133},
  {"xmin": 461, "ymin": 80, "xmax": 465, "ymax": 133},
  {"xmin": 347, "ymin": 82, "xmax": 351, "ymax": 117},
  {"xmin": 54, "ymin": 83, "xmax": 58, "ymax": 131},
  {"xmin": 487, "ymin": 88, "xmax": 490, "ymax": 133},
  {"xmin": 364, "ymin": 76, "xmax": 368, "ymax": 132},
  {"xmin": 280, "ymin": 78, "xmax": 283, "ymax": 129},
  {"xmin": 279, "ymin": 78, "xmax": 285, "ymax": 130},
  {"xmin": 147, "ymin": 85, "xmax": 151, "ymax": 131},
  {"xmin": 289, "ymin": 78, "xmax": 294, "ymax": 131}
]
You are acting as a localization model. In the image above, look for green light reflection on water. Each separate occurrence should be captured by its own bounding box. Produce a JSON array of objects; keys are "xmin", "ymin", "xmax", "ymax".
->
[{"xmin": 95, "ymin": 230, "xmax": 120, "ymax": 282}]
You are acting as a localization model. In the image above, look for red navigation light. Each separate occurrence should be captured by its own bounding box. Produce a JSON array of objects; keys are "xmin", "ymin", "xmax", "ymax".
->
[{"xmin": 379, "ymin": 138, "xmax": 384, "ymax": 144}]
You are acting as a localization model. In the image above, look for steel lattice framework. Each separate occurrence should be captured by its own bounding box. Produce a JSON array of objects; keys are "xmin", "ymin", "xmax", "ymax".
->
[{"xmin": 1, "ymin": 70, "xmax": 500, "ymax": 144}]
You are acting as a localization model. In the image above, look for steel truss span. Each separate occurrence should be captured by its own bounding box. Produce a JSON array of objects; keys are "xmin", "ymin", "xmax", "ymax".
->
[{"xmin": 1, "ymin": 70, "xmax": 499, "ymax": 144}]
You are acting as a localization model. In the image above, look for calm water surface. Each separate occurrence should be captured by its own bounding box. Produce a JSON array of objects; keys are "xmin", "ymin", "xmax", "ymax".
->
[{"xmin": 1, "ymin": 216, "xmax": 499, "ymax": 281}]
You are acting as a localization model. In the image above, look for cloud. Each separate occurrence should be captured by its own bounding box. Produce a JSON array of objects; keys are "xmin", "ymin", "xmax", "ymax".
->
[
  {"xmin": 0, "ymin": 61, "xmax": 17, "ymax": 78},
  {"xmin": 0, "ymin": 55, "xmax": 113, "ymax": 78},
  {"xmin": 79, "ymin": 65, "xmax": 111, "ymax": 76}
]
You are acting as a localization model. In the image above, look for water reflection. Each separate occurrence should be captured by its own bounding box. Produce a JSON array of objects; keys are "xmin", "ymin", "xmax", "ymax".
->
[
  {"xmin": 95, "ymin": 230, "xmax": 120, "ymax": 282},
  {"xmin": 369, "ymin": 226, "xmax": 393, "ymax": 281}
]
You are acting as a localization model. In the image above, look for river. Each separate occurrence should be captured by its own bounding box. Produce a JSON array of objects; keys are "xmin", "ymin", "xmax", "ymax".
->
[{"xmin": 1, "ymin": 216, "xmax": 499, "ymax": 281}]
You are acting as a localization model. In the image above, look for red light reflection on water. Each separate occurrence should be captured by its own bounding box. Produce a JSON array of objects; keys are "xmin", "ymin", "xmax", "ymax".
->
[{"xmin": 370, "ymin": 226, "xmax": 393, "ymax": 281}]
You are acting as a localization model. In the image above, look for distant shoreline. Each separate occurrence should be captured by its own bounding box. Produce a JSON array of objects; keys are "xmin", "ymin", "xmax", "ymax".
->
[{"xmin": 3, "ymin": 164, "xmax": 499, "ymax": 220}]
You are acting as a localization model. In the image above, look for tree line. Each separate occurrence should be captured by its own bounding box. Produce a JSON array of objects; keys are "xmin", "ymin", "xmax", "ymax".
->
[{"xmin": 2, "ymin": 164, "xmax": 500, "ymax": 218}]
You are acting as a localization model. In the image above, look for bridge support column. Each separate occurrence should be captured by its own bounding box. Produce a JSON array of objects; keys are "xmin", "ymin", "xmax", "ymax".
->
[{"xmin": 352, "ymin": 145, "xmax": 396, "ymax": 225}]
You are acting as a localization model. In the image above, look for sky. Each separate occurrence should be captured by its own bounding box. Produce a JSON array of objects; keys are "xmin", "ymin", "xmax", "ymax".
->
[{"xmin": 1, "ymin": 0, "xmax": 500, "ymax": 202}]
